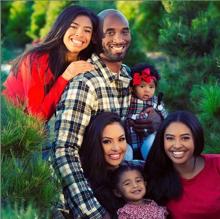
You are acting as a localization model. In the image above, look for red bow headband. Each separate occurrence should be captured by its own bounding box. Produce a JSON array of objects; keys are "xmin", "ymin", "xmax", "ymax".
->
[{"xmin": 132, "ymin": 68, "xmax": 156, "ymax": 86}]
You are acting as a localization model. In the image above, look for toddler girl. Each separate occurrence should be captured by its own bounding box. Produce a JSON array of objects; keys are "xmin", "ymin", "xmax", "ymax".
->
[{"xmin": 112, "ymin": 162, "xmax": 168, "ymax": 219}]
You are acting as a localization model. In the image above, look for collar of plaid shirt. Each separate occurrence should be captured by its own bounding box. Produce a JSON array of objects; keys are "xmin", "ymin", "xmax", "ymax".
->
[{"xmin": 88, "ymin": 53, "xmax": 132, "ymax": 85}]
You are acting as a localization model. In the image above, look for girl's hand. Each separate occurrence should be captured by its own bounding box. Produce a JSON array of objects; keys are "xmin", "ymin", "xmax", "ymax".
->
[{"xmin": 62, "ymin": 60, "xmax": 95, "ymax": 81}]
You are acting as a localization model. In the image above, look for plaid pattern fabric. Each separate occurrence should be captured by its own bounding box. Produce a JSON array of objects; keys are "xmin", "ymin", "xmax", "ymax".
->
[
  {"xmin": 52, "ymin": 53, "xmax": 131, "ymax": 219},
  {"xmin": 126, "ymin": 95, "xmax": 167, "ymax": 151}
]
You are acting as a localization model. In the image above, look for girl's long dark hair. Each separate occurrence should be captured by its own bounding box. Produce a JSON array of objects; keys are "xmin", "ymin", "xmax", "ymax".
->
[
  {"xmin": 11, "ymin": 5, "xmax": 98, "ymax": 82},
  {"xmin": 144, "ymin": 110, "xmax": 204, "ymax": 205}
]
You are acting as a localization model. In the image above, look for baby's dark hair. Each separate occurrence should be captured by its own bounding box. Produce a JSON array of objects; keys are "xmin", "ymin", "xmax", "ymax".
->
[
  {"xmin": 111, "ymin": 161, "xmax": 145, "ymax": 190},
  {"xmin": 131, "ymin": 63, "xmax": 160, "ymax": 87}
]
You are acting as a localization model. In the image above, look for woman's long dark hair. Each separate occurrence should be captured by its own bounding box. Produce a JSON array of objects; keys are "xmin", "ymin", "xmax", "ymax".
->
[
  {"xmin": 80, "ymin": 111, "xmax": 124, "ymax": 187},
  {"xmin": 12, "ymin": 5, "xmax": 98, "ymax": 81},
  {"xmin": 79, "ymin": 111, "xmax": 126, "ymax": 218},
  {"xmin": 144, "ymin": 110, "xmax": 204, "ymax": 205}
]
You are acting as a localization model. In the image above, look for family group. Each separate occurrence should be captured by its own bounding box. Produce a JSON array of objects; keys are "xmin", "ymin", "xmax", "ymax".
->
[{"xmin": 2, "ymin": 5, "xmax": 220, "ymax": 219}]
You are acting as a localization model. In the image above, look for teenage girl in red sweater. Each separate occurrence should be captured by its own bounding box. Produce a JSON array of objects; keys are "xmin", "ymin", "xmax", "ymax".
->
[{"xmin": 2, "ymin": 5, "xmax": 98, "ymax": 121}]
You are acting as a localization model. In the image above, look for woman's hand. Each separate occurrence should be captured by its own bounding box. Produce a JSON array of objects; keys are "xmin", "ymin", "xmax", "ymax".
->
[{"xmin": 62, "ymin": 60, "xmax": 95, "ymax": 81}]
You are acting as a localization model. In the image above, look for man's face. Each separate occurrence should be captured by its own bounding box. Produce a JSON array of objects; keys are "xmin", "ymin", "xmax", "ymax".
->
[{"xmin": 101, "ymin": 14, "xmax": 131, "ymax": 62}]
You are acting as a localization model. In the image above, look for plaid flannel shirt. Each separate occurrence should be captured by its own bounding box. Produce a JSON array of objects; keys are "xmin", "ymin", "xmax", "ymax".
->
[
  {"xmin": 52, "ymin": 53, "xmax": 131, "ymax": 219},
  {"xmin": 126, "ymin": 95, "xmax": 168, "ymax": 151}
]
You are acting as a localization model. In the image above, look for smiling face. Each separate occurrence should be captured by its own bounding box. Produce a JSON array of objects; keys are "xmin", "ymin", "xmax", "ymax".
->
[
  {"xmin": 134, "ymin": 80, "xmax": 156, "ymax": 101},
  {"xmin": 101, "ymin": 14, "xmax": 131, "ymax": 62},
  {"xmin": 101, "ymin": 122, "xmax": 127, "ymax": 168},
  {"xmin": 116, "ymin": 169, "xmax": 146, "ymax": 203},
  {"xmin": 164, "ymin": 122, "xmax": 195, "ymax": 168},
  {"xmin": 63, "ymin": 15, "xmax": 93, "ymax": 61}
]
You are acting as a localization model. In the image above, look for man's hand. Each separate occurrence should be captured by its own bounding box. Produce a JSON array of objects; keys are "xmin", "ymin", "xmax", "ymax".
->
[
  {"xmin": 142, "ymin": 106, "xmax": 154, "ymax": 115},
  {"xmin": 147, "ymin": 109, "xmax": 162, "ymax": 131},
  {"xmin": 127, "ymin": 118, "xmax": 154, "ymax": 137},
  {"xmin": 127, "ymin": 109, "xmax": 162, "ymax": 137}
]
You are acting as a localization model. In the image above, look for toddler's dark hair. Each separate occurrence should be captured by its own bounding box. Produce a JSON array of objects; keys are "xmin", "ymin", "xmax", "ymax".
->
[{"xmin": 111, "ymin": 161, "xmax": 144, "ymax": 190}]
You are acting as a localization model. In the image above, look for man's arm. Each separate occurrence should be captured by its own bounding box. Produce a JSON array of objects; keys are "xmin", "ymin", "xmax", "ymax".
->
[{"xmin": 52, "ymin": 79, "xmax": 106, "ymax": 219}]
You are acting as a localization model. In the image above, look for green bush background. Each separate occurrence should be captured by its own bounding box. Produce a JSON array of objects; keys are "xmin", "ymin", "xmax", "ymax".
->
[{"xmin": 1, "ymin": 0, "xmax": 220, "ymax": 218}]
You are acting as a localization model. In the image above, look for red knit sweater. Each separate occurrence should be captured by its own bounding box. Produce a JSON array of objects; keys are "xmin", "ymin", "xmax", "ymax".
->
[
  {"xmin": 2, "ymin": 53, "xmax": 68, "ymax": 121},
  {"xmin": 167, "ymin": 154, "xmax": 220, "ymax": 219}
]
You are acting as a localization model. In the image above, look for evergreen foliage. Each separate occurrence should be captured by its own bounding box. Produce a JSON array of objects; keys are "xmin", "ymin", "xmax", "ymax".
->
[
  {"xmin": 161, "ymin": 0, "xmax": 174, "ymax": 13},
  {"xmin": 1, "ymin": 1, "xmax": 12, "ymax": 37},
  {"xmin": 26, "ymin": 0, "xmax": 49, "ymax": 40},
  {"xmin": 190, "ymin": 83, "xmax": 220, "ymax": 152},
  {"xmin": 39, "ymin": 0, "xmax": 71, "ymax": 39},
  {"xmin": 159, "ymin": 4, "xmax": 219, "ymax": 58},
  {"xmin": 1, "ymin": 96, "xmax": 60, "ymax": 218},
  {"xmin": 79, "ymin": 0, "xmax": 115, "ymax": 13},
  {"xmin": 1, "ymin": 97, "xmax": 45, "ymax": 157},
  {"xmin": 4, "ymin": 1, "xmax": 33, "ymax": 47},
  {"xmin": 1, "ymin": 156, "xmax": 59, "ymax": 212},
  {"xmin": 1, "ymin": 203, "xmax": 41, "ymax": 219}
]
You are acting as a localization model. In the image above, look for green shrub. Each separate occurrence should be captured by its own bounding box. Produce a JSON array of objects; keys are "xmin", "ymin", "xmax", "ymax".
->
[
  {"xmin": 4, "ymin": 1, "xmax": 33, "ymax": 47},
  {"xmin": 191, "ymin": 83, "xmax": 220, "ymax": 152},
  {"xmin": 26, "ymin": 0, "xmax": 49, "ymax": 40},
  {"xmin": 1, "ymin": 156, "xmax": 59, "ymax": 212},
  {"xmin": 1, "ymin": 203, "xmax": 40, "ymax": 219},
  {"xmin": 1, "ymin": 96, "xmax": 60, "ymax": 218},
  {"xmin": 39, "ymin": 1, "xmax": 70, "ymax": 39},
  {"xmin": 1, "ymin": 97, "xmax": 45, "ymax": 157}
]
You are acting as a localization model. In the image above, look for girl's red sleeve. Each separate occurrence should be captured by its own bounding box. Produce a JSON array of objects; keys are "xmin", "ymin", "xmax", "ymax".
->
[
  {"xmin": 2, "ymin": 53, "xmax": 68, "ymax": 121},
  {"xmin": 27, "ymin": 54, "xmax": 68, "ymax": 121},
  {"xmin": 2, "ymin": 71, "xmax": 25, "ymax": 106},
  {"xmin": 2, "ymin": 55, "xmax": 31, "ymax": 107}
]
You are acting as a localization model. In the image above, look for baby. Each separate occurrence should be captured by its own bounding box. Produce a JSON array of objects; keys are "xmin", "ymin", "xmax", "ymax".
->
[{"xmin": 126, "ymin": 63, "xmax": 168, "ymax": 160}]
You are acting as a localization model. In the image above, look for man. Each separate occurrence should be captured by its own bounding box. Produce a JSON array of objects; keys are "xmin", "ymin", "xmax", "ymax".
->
[{"xmin": 52, "ymin": 9, "xmax": 131, "ymax": 219}]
